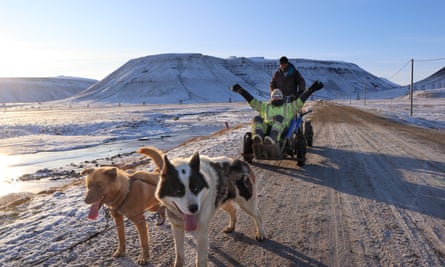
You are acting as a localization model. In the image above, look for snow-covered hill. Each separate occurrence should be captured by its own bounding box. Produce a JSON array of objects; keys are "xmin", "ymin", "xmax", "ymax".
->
[
  {"xmin": 0, "ymin": 77, "xmax": 97, "ymax": 103},
  {"xmin": 66, "ymin": 53, "xmax": 399, "ymax": 104},
  {"xmin": 413, "ymin": 67, "xmax": 445, "ymax": 90},
  {"xmin": 3, "ymin": 53, "xmax": 443, "ymax": 105}
]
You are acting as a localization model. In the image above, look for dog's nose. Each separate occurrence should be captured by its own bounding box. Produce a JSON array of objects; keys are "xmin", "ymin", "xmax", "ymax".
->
[{"xmin": 188, "ymin": 204, "xmax": 198, "ymax": 213}]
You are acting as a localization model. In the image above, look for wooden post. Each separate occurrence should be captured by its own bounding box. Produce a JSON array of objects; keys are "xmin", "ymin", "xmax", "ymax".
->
[
  {"xmin": 364, "ymin": 80, "xmax": 366, "ymax": 105},
  {"xmin": 410, "ymin": 58, "xmax": 414, "ymax": 116}
]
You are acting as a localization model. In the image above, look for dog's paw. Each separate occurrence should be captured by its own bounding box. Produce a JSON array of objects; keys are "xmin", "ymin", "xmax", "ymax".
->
[
  {"xmin": 137, "ymin": 255, "xmax": 149, "ymax": 265},
  {"xmin": 256, "ymin": 234, "xmax": 266, "ymax": 242},
  {"xmin": 112, "ymin": 248, "xmax": 126, "ymax": 258},
  {"xmin": 223, "ymin": 225, "xmax": 235, "ymax": 233},
  {"xmin": 156, "ymin": 215, "xmax": 165, "ymax": 226},
  {"xmin": 155, "ymin": 206, "xmax": 166, "ymax": 226}
]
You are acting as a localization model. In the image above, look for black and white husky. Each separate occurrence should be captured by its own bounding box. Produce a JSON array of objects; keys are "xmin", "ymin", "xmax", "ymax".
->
[{"xmin": 138, "ymin": 147, "xmax": 266, "ymax": 267}]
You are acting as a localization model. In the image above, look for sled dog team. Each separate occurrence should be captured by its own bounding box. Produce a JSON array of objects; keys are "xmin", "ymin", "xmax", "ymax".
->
[{"xmin": 83, "ymin": 146, "xmax": 266, "ymax": 266}]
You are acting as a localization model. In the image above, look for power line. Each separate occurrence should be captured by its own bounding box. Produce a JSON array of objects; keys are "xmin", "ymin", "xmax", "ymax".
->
[
  {"xmin": 389, "ymin": 59, "xmax": 411, "ymax": 79},
  {"xmin": 388, "ymin": 57, "xmax": 445, "ymax": 80},
  {"xmin": 415, "ymin": 57, "xmax": 445, "ymax": 62}
]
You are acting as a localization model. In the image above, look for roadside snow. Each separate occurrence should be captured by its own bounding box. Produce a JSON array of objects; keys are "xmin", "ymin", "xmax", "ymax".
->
[
  {"xmin": 337, "ymin": 88, "xmax": 445, "ymax": 131},
  {"xmin": 0, "ymin": 122, "xmax": 249, "ymax": 267}
]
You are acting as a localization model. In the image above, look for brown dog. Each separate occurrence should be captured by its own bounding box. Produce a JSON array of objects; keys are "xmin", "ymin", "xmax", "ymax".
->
[{"xmin": 82, "ymin": 152, "xmax": 165, "ymax": 265}]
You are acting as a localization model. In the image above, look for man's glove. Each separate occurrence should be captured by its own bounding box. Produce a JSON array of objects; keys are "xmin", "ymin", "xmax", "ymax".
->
[
  {"xmin": 299, "ymin": 80, "xmax": 323, "ymax": 102},
  {"xmin": 231, "ymin": 83, "xmax": 253, "ymax": 102},
  {"xmin": 308, "ymin": 80, "xmax": 324, "ymax": 93},
  {"xmin": 231, "ymin": 83, "xmax": 243, "ymax": 93}
]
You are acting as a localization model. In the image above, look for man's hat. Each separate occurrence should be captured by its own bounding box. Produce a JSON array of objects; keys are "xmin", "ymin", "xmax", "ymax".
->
[{"xmin": 279, "ymin": 56, "xmax": 288, "ymax": 64}]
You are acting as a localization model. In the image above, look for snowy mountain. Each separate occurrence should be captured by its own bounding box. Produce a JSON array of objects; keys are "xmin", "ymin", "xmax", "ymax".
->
[
  {"xmin": 413, "ymin": 67, "xmax": 445, "ymax": 91},
  {"xmin": 66, "ymin": 53, "xmax": 398, "ymax": 104},
  {"xmin": 0, "ymin": 76, "xmax": 97, "ymax": 103},
  {"xmin": 3, "ymin": 53, "xmax": 442, "ymax": 105},
  {"xmin": 66, "ymin": 54, "xmax": 269, "ymax": 104},
  {"xmin": 292, "ymin": 59, "xmax": 399, "ymax": 98}
]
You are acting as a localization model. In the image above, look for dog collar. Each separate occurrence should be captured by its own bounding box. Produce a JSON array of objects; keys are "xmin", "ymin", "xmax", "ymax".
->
[{"xmin": 110, "ymin": 180, "xmax": 131, "ymax": 212}]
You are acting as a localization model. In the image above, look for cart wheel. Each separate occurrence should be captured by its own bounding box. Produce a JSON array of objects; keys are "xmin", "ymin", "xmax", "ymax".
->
[
  {"xmin": 304, "ymin": 120, "xmax": 313, "ymax": 147},
  {"xmin": 297, "ymin": 153, "xmax": 305, "ymax": 167},
  {"xmin": 295, "ymin": 132, "xmax": 307, "ymax": 167},
  {"xmin": 243, "ymin": 154, "xmax": 253, "ymax": 163},
  {"xmin": 242, "ymin": 132, "xmax": 254, "ymax": 163}
]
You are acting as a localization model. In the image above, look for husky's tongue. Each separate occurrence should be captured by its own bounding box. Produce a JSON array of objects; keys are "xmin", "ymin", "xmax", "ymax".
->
[
  {"xmin": 88, "ymin": 200, "xmax": 104, "ymax": 220},
  {"xmin": 184, "ymin": 214, "xmax": 197, "ymax": 231}
]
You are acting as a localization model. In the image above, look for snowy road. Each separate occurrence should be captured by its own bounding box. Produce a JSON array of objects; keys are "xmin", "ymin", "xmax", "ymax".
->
[{"xmin": 1, "ymin": 101, "xmax": 444, "ymax": 266}]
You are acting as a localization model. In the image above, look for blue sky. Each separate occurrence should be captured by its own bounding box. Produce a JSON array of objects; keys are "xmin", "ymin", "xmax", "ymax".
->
[{"xmin": 0, "ymin": 0, "xmax": 444, "ymax": 85}]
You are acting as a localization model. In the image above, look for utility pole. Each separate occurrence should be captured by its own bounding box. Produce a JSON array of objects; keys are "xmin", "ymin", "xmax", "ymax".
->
[
  {"xmin": 410, "ymin": 58, "xmax": 414, "ymax": 116},
  {"xmin": 350, "ymin": 87, "xmax": 352, "ymax": 104},
  {"xmin": 364, "ymin": 80, "xmax": 366, "ymax": 105}
]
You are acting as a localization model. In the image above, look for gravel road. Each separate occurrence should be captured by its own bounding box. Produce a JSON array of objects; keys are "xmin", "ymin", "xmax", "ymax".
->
[{"xmin": 203, "ymin": 101, "xmax": 445, "ymax": 266}]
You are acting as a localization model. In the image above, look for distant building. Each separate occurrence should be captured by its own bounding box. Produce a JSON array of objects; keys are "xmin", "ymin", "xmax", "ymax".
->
[{"xmin": 264, "ymin": 62, "xmax": 278, "ymax": 75}]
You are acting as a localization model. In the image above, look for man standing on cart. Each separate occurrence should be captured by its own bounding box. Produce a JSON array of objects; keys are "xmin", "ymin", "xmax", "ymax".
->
[
  {"xmin": 270, "ymin": 56, "xmax": 306, "ymax": 101},
  {"xmin": 269, "ymin": 56, "xmax": 313, "ymax": 146}
]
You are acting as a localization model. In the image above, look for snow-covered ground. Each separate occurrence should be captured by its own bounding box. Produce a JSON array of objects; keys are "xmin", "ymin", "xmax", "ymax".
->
[
  {"xmin": 0, "ymin": 76, "xmax": 96, "ymax": 103},
  {"xmin": 0, "ymin": 102, "xmax": 255, "ymax": 197},
  {"xmin": 0, "ymin": 86, "xmax": 443, "ymax": 266},
  {"xmin": 339, "ymin": 88, "xmax": 445, "ymax": 131}
]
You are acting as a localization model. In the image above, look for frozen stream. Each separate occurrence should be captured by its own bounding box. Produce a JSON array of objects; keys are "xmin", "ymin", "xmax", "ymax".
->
[
  {"xmin": 0, "ymin": 102, "xmax": 253, "ymax": 197},
  {"xmin": 0, "ymin": 127, "xmax": 219, "ymax": 197}
]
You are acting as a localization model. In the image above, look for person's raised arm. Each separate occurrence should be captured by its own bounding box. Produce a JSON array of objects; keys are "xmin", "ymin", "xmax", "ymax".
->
[
  {"xmin": 298, "ymin": 81, "xmax": 324, "ymax": 102},
  {"xmin": 231, "ymin": 84, "xmax": 254, "ymax": 103}
]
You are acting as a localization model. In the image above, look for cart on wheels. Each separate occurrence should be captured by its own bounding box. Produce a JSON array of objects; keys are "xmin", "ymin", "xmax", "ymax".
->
[{"xmin": 242, "ymin": 110, "xmax": 313, "ymax": 167}]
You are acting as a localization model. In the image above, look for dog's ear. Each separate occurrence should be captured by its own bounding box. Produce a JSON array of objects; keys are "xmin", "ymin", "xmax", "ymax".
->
[
  {"xmin": 81, "ymin": 168, "xmax": 94, "ymax": 176},
  {"xmin": 161, "ymin": 155, "xmax": 171, "ymax": 176},
  {"xmin": 190, "ymin": 151, "xmax": 200, "ymax": 170},
  {"xmin": 104, "ymin": 167, "xmax": 118, "ymax": 180}
]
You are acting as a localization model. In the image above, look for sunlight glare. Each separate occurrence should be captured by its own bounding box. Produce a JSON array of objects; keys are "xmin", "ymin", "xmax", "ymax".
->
[
  {"xmin": 0, "ymin": 39, "xmax": 75, "ymax": 77},
  {"xmin": 0, "ymin": 154, "xmax": 22, "ymax": 196}
]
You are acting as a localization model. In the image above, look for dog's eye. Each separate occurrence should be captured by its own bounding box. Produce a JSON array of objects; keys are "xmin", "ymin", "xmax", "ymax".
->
[
  {"xmin": 174, "ymin": 188, "xmax": 184, "ymax": 196},
  {"xmin": 190, "ymin": 185, "xmax": 200, "ymax": 194},
  {"xmin": 96, "ymin": 183, "xmax": 104, "ymax": 191}
]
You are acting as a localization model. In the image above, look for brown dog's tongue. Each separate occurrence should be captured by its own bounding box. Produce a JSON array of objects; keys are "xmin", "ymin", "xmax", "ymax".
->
[
  {"xmin": 184, "ymin": 214, "xmax": 197, "ymax": 231},
  {"xmin": 88, "ymin": 201, "xmax": 103, "ymax": 220}
]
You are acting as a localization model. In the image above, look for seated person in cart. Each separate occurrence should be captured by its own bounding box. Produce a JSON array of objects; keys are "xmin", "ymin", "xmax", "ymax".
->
[{"xmin": 231, "ymin": 81, "xmax": 323, "ymax": 145}]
